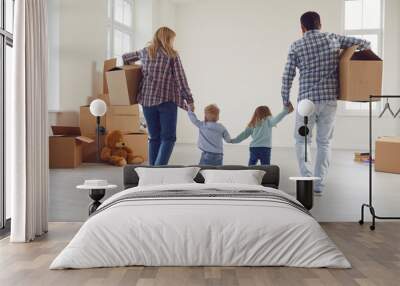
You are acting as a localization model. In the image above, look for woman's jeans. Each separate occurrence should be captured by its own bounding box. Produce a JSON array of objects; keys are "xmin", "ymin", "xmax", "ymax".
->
[
  {"xmin": 142, "ymin": 102, "xmax": 177, "ymax": 166},
  {"xmin": 249, "ymin": 147, "xmax": 271, "ymax": 166},
  {"xmin": 199, "ymin": 151, "xmax": 223, "ymax": 166}
]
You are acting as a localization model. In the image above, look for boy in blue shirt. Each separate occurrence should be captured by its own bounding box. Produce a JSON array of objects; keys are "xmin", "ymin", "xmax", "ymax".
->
[{"xmin": 187, "ymin": 104, "xmax": 231, "ymax": 166}]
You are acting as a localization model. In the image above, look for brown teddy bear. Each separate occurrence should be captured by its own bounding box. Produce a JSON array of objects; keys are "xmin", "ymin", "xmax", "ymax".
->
[{"xmin": 100, "ymin": 130, "xmax": 144, "ymax": 166}]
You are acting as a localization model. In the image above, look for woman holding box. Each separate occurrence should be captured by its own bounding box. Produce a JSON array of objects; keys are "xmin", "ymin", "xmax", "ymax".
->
[{"xmin": 122, "ymin": 27, "xmax": 194, "ymax": 166}]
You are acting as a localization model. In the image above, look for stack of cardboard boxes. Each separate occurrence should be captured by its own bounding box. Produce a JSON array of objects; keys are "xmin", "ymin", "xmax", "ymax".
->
[
  {"xmin": 49, "ymin": 59, "xmax": 148, "ymax": 168},
  {"xmin": 339, "ymin": 46, "xmax": 398, "ymax": 174}
]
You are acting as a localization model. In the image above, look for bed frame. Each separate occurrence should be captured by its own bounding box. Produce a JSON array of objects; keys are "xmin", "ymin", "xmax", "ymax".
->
[{"xmin": 123, "ymin": 165, "xmax": 280, "ymax": 189}]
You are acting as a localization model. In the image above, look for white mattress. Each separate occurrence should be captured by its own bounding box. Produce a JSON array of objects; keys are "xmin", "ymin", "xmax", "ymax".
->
[{"xmin": 50, "ymin": 183, "xmax": 350, "ymax": 269}]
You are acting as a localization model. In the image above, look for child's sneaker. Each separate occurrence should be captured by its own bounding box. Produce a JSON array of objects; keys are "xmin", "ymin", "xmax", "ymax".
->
[{"xmin": 314, "ymin": 190, "xmax": 323, "ymax": 196}]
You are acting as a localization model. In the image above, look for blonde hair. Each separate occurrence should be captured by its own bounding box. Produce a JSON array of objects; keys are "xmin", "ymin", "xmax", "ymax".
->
[
  {"xmin": 204, "ymin": 104, "xmax": 220, "ymax": 122},
  {"xmin": 148, "ymin": 27, "xmax": 178, "ymax": 59},
  {"xmin": 248, "ymin": 106, "xmax": 272, "ymax": 128}
]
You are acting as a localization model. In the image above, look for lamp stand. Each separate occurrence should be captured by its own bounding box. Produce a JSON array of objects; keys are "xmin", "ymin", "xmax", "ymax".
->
[
  {"xmin": 304, "ymin": 116, "xmax": 308, "ymax": 162},
  {"xmin": 96, "ymin": 116, "xmax": 100, "ymax": 162}
]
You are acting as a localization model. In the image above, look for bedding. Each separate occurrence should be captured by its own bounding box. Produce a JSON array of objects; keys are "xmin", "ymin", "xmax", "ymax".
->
[
  {"xmin": 50, "ymin": 183, "xmax": 350, "ymax": 269},
  {"xmin": 200, "ymin": 169, "xmax": 266, "ymax": 185}
]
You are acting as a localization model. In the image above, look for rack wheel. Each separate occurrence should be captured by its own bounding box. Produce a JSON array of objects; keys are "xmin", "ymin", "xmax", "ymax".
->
[
  {"xmin": 358, "ymin": 220, "xmax": 364, "ymax": 225},
  {"xmin": 370, "ymin": 225, "xmax": 375, "ymax": 231}
]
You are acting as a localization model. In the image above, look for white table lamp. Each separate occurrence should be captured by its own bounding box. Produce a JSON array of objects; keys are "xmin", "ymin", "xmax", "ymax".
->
[
  {"xmin": 297, "ymin": 99, "xmax": 315, "ymax": 162},
  {"xmin": 89, "ymin": 99, "xmax": 107, "ymax": 162}
]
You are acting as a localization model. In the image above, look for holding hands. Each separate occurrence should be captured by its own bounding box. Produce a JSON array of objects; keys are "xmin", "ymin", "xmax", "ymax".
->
[
  {"xmin": 185, "ymin": 101, "xmax": 195, "ymax": 112},
  {"xmin": 286, "ymin": 102, "xmax": 294, "ymax": 113}
]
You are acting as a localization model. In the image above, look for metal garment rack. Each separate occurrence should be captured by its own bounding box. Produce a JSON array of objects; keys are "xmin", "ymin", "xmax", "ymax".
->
[{"xmin": 359, "ymin": 95, "xmax": 400, "ymax": 230}]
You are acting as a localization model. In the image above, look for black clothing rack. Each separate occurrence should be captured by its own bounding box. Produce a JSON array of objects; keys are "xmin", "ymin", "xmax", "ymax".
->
[{"xmin": 359, "ymin": 95, "xmax": 400, "ymax": 230}]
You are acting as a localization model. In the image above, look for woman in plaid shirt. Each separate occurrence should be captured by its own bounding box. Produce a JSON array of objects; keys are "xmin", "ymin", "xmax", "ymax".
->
[{"xmin": 122, "ymin": 27, "xmax": 194, "ymax": 166}]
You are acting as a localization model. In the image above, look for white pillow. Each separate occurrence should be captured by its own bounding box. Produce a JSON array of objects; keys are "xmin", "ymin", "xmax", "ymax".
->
[
  {"xmin": 200, "ymin": 169, "xmax": 266, "ymax": 185},
  {"xmin": 135, "ymin": 167, "xmax": 201, "ymax": 186}
]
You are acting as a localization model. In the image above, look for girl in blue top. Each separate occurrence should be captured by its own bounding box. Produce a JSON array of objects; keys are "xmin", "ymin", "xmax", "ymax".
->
[{"xmin": 231, "ymin": 104, "xmax": 293, "ymax": 165}]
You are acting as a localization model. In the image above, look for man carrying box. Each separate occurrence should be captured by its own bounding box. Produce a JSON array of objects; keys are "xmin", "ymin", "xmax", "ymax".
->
[{"xmin": 281, "ymin": 11, "xmax": 371, "ymax": 195}]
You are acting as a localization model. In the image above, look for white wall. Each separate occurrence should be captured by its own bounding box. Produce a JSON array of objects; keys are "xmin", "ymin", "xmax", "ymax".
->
[
  {"xmin": 47, "ymin": 0, "xmax": 60, "ymax": 111},
  {"xmin": 58, "ymin": 0, "xmax": 108, "ymax": 111},
  {"xmin": 134, "ymin": 0, "xmax": 154, "ymax": 50},
  {"xmin": 174, "ymin": 0, "xmax": 400, "ymax": 149},
  {"xmin": 153, "ymin": 0, "xmax": 176, "ymax": 30}
]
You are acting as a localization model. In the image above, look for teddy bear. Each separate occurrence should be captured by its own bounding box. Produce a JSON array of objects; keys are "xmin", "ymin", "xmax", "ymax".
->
[{"xmin": 100, "ymin": 130, "xmax": 144, "ymax": 166}]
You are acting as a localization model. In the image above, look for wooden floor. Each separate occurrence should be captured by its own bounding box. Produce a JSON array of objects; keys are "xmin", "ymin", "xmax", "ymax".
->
[{"xmin": 1, "ymin": 222, "xmax": 400, "ymax": 286}]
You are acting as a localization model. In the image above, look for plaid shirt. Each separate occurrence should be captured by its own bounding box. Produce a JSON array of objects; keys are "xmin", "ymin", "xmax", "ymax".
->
[
  {"xmin": 281, "ymin": 30, "xmax": 371, "ymax": 105},
  {"xmin": 122, "ymin": 48, "xmax": 194, "ymax": 108}
]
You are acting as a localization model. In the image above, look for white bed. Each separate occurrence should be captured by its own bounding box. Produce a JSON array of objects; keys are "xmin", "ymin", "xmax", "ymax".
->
[{"xmin": 50, "ymin": 182, "xmax": 350, "ymax": 269}]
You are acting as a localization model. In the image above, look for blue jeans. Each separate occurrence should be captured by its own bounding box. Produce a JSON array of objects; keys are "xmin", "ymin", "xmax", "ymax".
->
[
  {"xmin": 199, "ymin": 151, "xmax": 223, "ymax": 166},
  {"xmin": 249, "ymin": 147, "xmax": 271, "ymax": 166},
  {"xmin": 294, "ymin": 101, "xmax": 337, "ymax": 192},
  {"xmin": 142, "ymin": 102, "xmax": 177, "ymax": 166}
]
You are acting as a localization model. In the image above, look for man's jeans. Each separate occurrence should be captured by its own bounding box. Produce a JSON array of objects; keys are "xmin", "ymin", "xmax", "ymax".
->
[
  {"xmin": 294, "ymin": 101, "xmax": 337, "ymax": 192},
  {"xmin": 142, "ymin": 102, "xmax": 177, "ymax": 166}
]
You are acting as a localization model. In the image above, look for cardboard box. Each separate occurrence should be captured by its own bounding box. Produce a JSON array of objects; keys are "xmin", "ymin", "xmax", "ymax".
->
[
  {"xmin": 82, "ymin": 132, "xmax": 148, "ymax": 163},
  {"xmin": 354, "ymin": 152, "xmax": 370, "ymax": 162},
  {"xmin": 124, "ymin": 133, "xmax": 148, "ymax": 161},
  {"xmin": 98, "ymin": 93, "xmax": 111, "ymax": 106},
  {"xmin": 106, "ymin": 64, "xmax": 142, "ymax": 105},
  {"xmin": 339, "ymin": 45, "xmax": 383, "ymax": 102},
  {"xmin": 81, "ymin": 134, "xmax": 105, "ymax": 163},
  {"xmin": 79, "ymin": 105, "xmax": 140, "ymax": 136},
  {"xmin": 49, "ymin": 126, "xmax": 94, "ymax": 168},
  {"xmin": 375, "ymin": 137, "xmax": 400, "ymax": 174}
]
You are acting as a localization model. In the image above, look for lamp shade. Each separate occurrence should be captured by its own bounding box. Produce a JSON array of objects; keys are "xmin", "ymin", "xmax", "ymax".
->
[
  {"xmin": 297, "ymin": 99, "xmax": 315, "ymax": 117},
  {"xmin": 89, "ymin": 99, "xmax": 107, "ymax": 117}
]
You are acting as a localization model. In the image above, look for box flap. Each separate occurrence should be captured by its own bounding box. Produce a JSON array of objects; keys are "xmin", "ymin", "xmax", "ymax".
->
[
  {"xmin": 340, "ymin": 45, "xmax": 357, "ymax": 62},
  {"xmin": 107, "ymin": 64, "xmax": 141, "ymax": 72},
  {"xmin": 108, "ymin": 67, "xmax": 123, "ymax": 72},
  {"xmin": 104, "ymin": 58, "xmax": 117, "ymax": 72},
  {"xmin": 103, "ymin": 58, "xmax": 117, "ymax": 94},
  {"xmin": 377, "ymin": 137, "xmax": 400, "ymax": 143},
  {"xmin": 52, "ymin": 126, "xmax": 81, "ymax": 136},
  {"xmin": 351, "ymin": 49, "xmax": 382, "ymax": 61},
  {"xmin": 76, "ymin": 136, "xmax": 95, "ymax": 144},
  {"xmin": 122, "ymin": 64, "xmax": 141, "ymax": 70}
]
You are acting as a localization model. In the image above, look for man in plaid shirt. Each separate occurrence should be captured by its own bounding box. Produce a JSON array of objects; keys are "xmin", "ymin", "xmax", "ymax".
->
[{"xmin": 281, "ymin": 11, "xmax": 370, "ymax": 195}]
